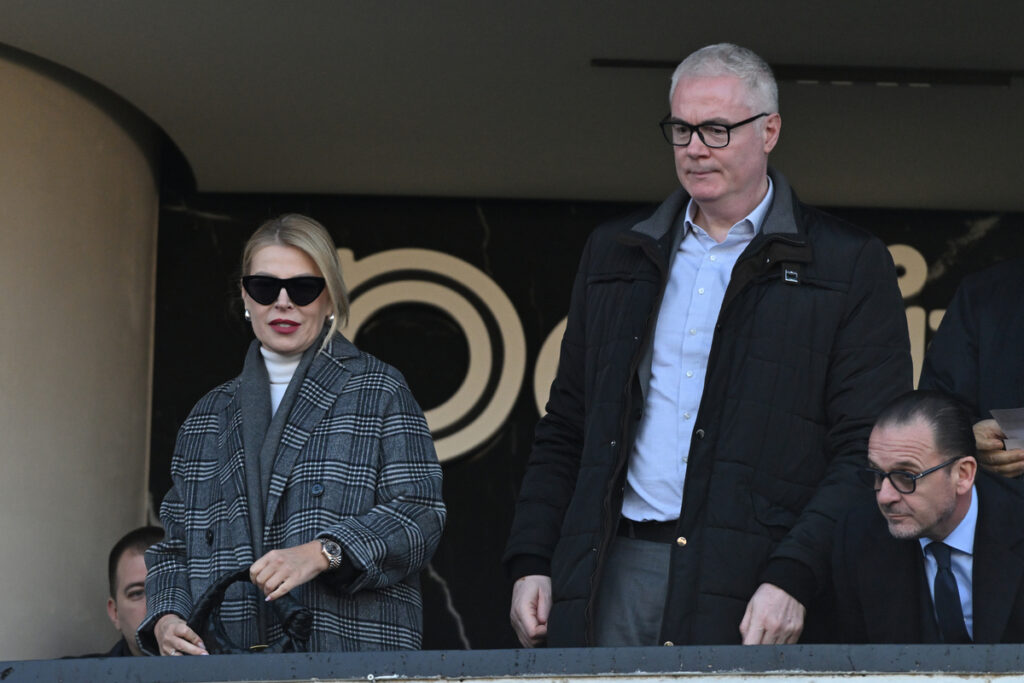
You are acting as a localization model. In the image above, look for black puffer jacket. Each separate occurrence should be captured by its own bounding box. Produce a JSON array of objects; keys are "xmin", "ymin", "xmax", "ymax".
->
[{"xmin": 504, "ymin": 170, "xmax": 912, "ymax": 646}]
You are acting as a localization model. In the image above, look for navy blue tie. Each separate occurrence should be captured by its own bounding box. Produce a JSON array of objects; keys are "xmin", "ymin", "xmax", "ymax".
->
[{"xmin": 927, "ymin": 541, "xmax": 972, "ymax": 644}]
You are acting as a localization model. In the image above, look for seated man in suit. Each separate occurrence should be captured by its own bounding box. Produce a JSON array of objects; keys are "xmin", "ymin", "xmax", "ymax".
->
[{"xmin": 833, "ymin": 390, "xmax": 1024, "ymax": 643}]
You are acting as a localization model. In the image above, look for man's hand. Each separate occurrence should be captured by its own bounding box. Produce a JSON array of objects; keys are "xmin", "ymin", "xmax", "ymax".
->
[
  {"xmin": 155, "ymin": 613, "xmax": 208, "ymax": 656},
  {"xmin": 739, "ymin": 583, "xmax": 805, "ymax": 645},
  {"xmin": 250, "ymin": 541, "xmax": 329, "ymax": 602},
  {"xmin": 510, "ymin": 575, "xmax": 551, "ymax": 647},
  {"xmin": 974, "ymin": 419, "xmax": 1024, "ymax": 478}
]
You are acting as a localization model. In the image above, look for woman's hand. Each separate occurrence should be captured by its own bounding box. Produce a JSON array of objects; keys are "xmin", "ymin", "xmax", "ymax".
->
[
  {"xmin": 250, "ymin": 541, "xmax": 329, "ymax": 602},
  {"xmin": 155, "ymin": 613, "xmax": 208, "ymax": 656}
]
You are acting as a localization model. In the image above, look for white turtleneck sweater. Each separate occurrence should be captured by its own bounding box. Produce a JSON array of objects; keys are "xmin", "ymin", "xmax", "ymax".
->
[{"xmin": 259, "ymin": 346, "xmax": 302, "ymax": 416}]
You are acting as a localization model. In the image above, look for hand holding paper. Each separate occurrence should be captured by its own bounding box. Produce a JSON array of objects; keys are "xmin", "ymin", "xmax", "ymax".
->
[{"xmin": 975, "ymin": 410, "xmax": 1024, "ymax": 478}]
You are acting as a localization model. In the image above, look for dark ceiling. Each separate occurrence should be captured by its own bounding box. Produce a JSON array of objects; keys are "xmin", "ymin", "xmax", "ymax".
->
[{"xmin": 2, "ymin": 1, "xmax": 1024, "ymax": 208}]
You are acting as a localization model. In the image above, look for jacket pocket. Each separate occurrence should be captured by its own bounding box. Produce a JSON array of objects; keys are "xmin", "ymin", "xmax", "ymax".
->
[
  {"xmin": 750, "ymin": 490, "xmax": 800, "ymax": 542},
  {"xmin": 585, "ymin": 269, "xmax": 659, "ymax": 285}
]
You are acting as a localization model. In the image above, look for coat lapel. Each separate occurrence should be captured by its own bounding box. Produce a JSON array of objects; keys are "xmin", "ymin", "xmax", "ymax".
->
[
  {"xmin": 217, "ymin": 396, "xmax": 250, "ymax": 512},
  {"xmin": 971, "ymin": 475, "xmax": 1024, "ymax": 642},
  {"xmin": 208, "ymin": 379, "xmax": 258, "ymax": 568},
  {"xmin": 860, "ymin": 519, "xmax": 929, "ymax": 643},
  {"xmin": 255, "ymin": 338, "xmax": 320, "ymax": 506},
  {"xmin": 237, "ymin": 340, "xmax": 272, "ymax": 554},
  {"xmin": 262, "ymin": 334, "xmax": 356, "ymax": 530}
]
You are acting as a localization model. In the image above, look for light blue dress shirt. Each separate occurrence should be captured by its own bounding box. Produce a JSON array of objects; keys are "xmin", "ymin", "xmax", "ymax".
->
[
  {"xmin": 622, "ymin": 179, "xmax": 774, "ymax": 522},
  {"xmin": 919, "ymin": 485, "xmax": 978, "ymax": 639}
]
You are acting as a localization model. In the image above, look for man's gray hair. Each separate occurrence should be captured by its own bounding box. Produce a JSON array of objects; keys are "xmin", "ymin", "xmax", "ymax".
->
[{"xmin": 669, "ymin": 43, "xmax": 778, "ymax": 114}]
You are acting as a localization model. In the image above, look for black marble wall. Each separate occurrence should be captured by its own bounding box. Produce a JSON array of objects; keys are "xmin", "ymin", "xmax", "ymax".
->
[{"xmin": 152, "ymin": 191, "xmax": 1023, "ymax": 649}]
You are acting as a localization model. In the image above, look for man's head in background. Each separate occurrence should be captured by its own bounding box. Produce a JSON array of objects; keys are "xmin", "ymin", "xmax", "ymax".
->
[
  {"xmin": 106, "ymin": 526, "xmax": 164, "ymax": 655},
  {"xmin": 864, "ymin": 391, "xmax": 977, "ymax": 542}
]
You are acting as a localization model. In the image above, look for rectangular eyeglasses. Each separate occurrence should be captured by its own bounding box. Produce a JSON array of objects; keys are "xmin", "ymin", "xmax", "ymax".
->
[
  {"xmin": 858, "ymin": 455, "xmax": 964, "ymax": 494},
  {"xmin": 659, "ymin": 112, "xmax": 768, "ymax": 148}
]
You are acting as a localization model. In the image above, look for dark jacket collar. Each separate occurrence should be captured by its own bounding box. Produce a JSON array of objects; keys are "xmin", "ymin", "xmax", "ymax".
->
[
  {"xmin": 237, "ymin": 325, "xmax": 356, "ymax": 556},
  {"xmin": 322, "ymin": 328, "xmax": 362, "ymax": 362},
  {"xmin": 629, "ymin": 166, "xmax": 802, "ymax": 242}
]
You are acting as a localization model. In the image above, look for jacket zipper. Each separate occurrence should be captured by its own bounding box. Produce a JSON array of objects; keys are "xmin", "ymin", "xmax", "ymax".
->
[{"xmin": 583, "ymin": 231, "xmax": 671, "ymax": 645}]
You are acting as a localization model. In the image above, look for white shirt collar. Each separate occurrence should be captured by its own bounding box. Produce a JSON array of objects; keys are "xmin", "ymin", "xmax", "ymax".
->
[
  {"xmin": 684, "ymin": 175, "xmax": 773, "ymax": 239},
  {"xmin": 919, "ymin": 484, "xmax": 978, "ymax": 557}
]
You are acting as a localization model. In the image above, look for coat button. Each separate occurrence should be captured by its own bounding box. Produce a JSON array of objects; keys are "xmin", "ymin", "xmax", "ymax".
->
[
  {"xmin": 676, "ymin": 536, "xmax": 687, "ymax": 547},
  {"xmin": 695, "ymin": 429, "xmax": 705, "ymax": 439},
  {"xmin": 663, "ymin": 641, "xmax": 674, "ymax": 647},
  {"xmin": 205, "ymin": 529, "xmax": 214, "ymax": 545},
  {"xmin": 311, "ymin": 483, "xmax": 325, "ymax": 497}
]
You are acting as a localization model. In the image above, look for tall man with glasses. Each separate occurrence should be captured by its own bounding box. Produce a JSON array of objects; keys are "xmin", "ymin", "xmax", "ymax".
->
[
  {"xmin": 833, "ymin": 390, "xmax": 1024, "ymax": 643},
  {"xmin": 503, "ymin": 43, "xmax": 911, "ymax": 647}
]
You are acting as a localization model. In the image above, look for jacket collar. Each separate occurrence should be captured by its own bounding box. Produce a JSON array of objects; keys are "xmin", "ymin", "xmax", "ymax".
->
[
  {"xmin": 261, "ymin": 331, "xmax": 356, "ymax": 527},
  {"xmin": 321, "ymin": 328, "xmax": 362, "ymax": 362},
  {"xmin": 223, "ymin": 327, "xmax": 361, "ymax": 549},
  {"xmin": 760, "ymin": 168, "xmax": 800, "ymax": 237},
  {"xmin": 627, "ymin": 166, "xmax": 803, "ymax": 243}
]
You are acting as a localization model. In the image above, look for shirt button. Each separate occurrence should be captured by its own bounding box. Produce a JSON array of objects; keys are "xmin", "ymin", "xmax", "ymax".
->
[
  {"xmin": 710, "ymin": 255, "xmax": 717, "ymax": 262},
  {"xmin": 689, "ymin": 328, "xmax": 696, "ymax": 335},
  {"xmin": 311, "ymin": 483, "xmax": 325, "ymax": 497},
  {"xmin": 698, "ymin": 287, "xmax": 705, "ymax": 295},
  {"xmin": 676, "ymin": 536, "xmax": 687, "ymax": 547},
  {"xmin": 686, "ymin": 370, "xmax": 694, "ymax": 378},
  {"xmin": 683, "ymin": 412, "xmax": 691, "ymax": 419}
]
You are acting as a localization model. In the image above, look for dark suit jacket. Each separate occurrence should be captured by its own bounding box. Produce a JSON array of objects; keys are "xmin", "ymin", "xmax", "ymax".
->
[
  {"xmin": 74, "ymin": 637, "xmax": 132, "ymax": 658},
  {"xmin": 918, "ymin": 258, "xmax": 1024, "ymax": 420},
  {"xmin": 833, "ymin": 472, "xmax": 1024, "ymax": 643}
]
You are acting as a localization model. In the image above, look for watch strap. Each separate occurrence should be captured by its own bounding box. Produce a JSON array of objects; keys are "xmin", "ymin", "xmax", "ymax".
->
[{"xmin": 319, "ymin": 538, "xmax": 343, "ymax": 571}]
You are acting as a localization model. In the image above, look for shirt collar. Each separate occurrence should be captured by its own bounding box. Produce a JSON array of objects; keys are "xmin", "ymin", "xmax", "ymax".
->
[
  {"xmin": 919, "ymin": 484, "xmax": 978, "ymax": 557},
  {"xmin": 684, "ymin": 175, "xmax": 774, "ymax": 238}
]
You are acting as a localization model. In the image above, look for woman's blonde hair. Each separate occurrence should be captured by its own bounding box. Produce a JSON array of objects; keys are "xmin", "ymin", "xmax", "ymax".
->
[{"xmin": 242, "ymin": 213, "xmax": 349, "ymax": 350}]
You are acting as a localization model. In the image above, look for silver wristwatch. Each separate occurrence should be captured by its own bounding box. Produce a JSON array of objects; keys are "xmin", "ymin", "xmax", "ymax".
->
[{"xmin": 319, "ymin": 538, "xmax": 343, "ymax": 571}]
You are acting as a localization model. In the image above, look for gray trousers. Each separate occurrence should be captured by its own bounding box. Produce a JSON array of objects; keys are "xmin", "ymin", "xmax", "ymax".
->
[{"xmin": 592, "ymin": 536, "xmax": 672, "ymax": 646}]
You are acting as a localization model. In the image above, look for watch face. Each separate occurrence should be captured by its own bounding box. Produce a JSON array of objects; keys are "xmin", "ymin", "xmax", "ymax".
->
[{"xmin": 322, "ymin": 540, "xmax": 341, "ymax": 557}]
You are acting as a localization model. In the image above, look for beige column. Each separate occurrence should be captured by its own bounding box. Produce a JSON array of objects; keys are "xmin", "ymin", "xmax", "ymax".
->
[{"xmin": 0, "ymin": 46, "xmax": 159, "ymax": 659}]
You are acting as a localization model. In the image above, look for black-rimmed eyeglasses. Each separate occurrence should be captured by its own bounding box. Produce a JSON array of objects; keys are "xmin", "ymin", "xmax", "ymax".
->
[
  {"xmin": 659, "ymin": 112, "xmax": 769, "ymax": 148},
  {"xmin": 242, "ymin": 275, "xmax": 326, "ymax": 306},
  {"xmin": 858, "ymin": 455, "xmax": 964, "ymax": 494}
]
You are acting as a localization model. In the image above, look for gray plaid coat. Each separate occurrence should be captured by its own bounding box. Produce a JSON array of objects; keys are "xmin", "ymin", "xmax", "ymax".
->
[{"xmin": 139, "ymin": 333, "xmax": 445, "ymax": 653}]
